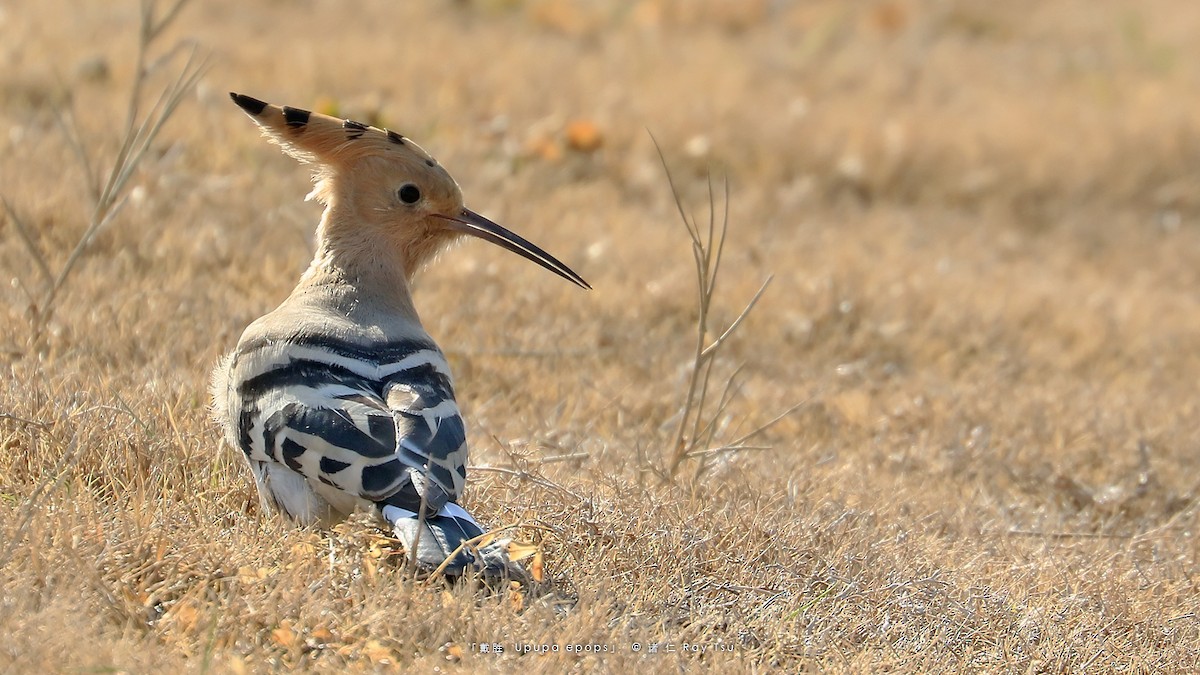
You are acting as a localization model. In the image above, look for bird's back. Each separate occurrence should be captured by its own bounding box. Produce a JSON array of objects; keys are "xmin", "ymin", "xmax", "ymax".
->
[{"xmin": 212, "ymin": 284, "xmax": 468, "ymax": 525}]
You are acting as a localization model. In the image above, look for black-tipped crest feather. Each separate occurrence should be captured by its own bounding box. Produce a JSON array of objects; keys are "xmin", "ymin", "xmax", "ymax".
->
[
  {"xmin": 230, "ymin": 92, "xmax": 267, "ymax": 115},
  {"xmin": 282, "ymin": 106, "xmax": 311, "ymax": 129},
  {"xmin": 229, "ymin": 93, "xmax": 435, "ymax": 169},
  {"xmin": 343, "ymin": 119, "xmax": 368, "ymax": 139}
]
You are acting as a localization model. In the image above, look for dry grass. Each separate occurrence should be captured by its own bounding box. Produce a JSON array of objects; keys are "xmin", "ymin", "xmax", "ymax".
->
[{"xmin": 3, "ymin": 0, "xmax": 1200, "ymax": 671}]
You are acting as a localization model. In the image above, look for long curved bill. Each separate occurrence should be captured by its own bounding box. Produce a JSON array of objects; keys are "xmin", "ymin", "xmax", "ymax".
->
[{"xmin": 437, "ymin": 208, "xmax": 591, "ymax": 290}]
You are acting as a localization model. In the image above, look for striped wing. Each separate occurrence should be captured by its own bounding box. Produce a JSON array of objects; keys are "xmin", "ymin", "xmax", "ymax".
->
[{"xmin": 234, "ymin": 335, "xmax": 469, "ymax": 514}]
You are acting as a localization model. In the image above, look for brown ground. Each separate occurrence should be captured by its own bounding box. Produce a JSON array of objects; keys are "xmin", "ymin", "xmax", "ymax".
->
[{"xmin": 3, "ymin": 0, "xmax": 1200, "ymax": 672}]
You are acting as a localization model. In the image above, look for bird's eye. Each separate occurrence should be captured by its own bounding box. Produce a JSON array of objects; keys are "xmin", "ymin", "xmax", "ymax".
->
[{"xmin": 397, "ymin": 184, "xmax": 421, "ymax": 204}]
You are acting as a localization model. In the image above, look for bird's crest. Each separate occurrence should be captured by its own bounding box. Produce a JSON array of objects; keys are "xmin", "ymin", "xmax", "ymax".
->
[
  {"xmin": 230, "ymin": 92, "xmax": 437, "ymax": 167},
  {"xmin": 227, "ymin": 92, "xmax": 590, "ymax": 289},
  {"xmin": 230, "ymin": 92, "xmax": 440, "ymax": 202}
]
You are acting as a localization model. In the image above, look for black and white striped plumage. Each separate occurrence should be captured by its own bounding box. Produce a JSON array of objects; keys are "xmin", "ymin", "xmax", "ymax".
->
[
  {"xmin": 214, "ymin": 324, "xmax": 497, "ymax": 573},
  {"xmin": 211, "ymin": 293, "xmax": 496, "ymax": 566},
  {"xmin": 210, "ymin": 93, "xmax": 587, "ymax": 577},
  {"xmin": 230, "ymin": 333, "xmax": 466, "ymax": 516}
]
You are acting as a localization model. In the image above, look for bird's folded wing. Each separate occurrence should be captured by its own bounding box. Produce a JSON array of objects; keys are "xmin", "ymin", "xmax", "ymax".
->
[{"xmin": 237, "ymin": 345, "xmax": 468, "ymax": 511}]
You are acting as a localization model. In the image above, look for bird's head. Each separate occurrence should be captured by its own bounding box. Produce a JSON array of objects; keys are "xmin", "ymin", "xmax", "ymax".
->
[{"xmin": 230, "ymin": 92, "xmax": 589, "ymax": 289}]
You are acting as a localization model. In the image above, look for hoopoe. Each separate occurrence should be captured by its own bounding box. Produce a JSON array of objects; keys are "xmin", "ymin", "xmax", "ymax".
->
[{"xmin": 211, "ymin": 93, "xmax": 589, "ymax": 577}]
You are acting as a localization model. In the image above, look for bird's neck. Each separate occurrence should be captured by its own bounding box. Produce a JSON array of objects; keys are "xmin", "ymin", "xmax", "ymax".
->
[{"xmin": 294, "ymin": 207, "xmax": 421, "ymax": 319}]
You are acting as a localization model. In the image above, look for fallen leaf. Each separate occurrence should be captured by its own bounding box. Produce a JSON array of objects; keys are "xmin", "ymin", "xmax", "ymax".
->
[
  {"xmin": 363, "ymin": 639, "xmax": 395, "ymax": 664},
  {"xmin": 523, "ymin": 135, "xmax": 561, "ymax": 162},
  {"xmin": 831, "ymin": 389, "xmax": 872, "ymax": 426},
  {"xmin": 565, "ymin": 119, "xmax": 603, "ymax": 152},
  {"xmin": 290, "ymin": 541, "xmax": 316, "ymax": 558},
  {"xmin": 531, "ymin": 548, "xmax": 545, "ymax": 583},
  {"xmin": 506, "ymin": 540, "xmax": 540, "ymax": 562},
  {"xmin": 226, "ymin": 656, "xmax": 249, "ymax": 675},
  {"xmin": 168, "ymin": 600, "xmax": 199, "ymax": 632},
  {"xmin": 271, "ymin": 621, "xmax": 297, "ymax": 649}
]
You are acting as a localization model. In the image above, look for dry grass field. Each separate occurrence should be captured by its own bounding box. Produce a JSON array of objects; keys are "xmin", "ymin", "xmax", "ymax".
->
[{"xmin": 3, "ymin": 0, "xmax": 1200, "ymax": 671}]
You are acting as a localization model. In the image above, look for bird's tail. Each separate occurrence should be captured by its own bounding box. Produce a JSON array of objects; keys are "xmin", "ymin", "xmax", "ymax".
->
[{"xmin": 381, "ymin": 502, "xmax": 519, "ymax": 578}]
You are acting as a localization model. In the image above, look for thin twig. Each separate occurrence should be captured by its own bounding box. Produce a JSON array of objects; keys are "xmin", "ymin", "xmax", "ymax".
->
[
  {"xmin": 407, "ymin": 470, "xmax": 432, "ymax": 579},
  {"xmin": 685, "ymin": 349, "xmax": 718, "ymax": 469},
  {"xmin": 701, "ymin": 276, "xmax": 774, "ymax": 359},
  {"xmin": 696, "ymin": 364, "xmax": 746, "ymax": 452},
  {"xmin": 720, "ymin": 399, "xmax": 810, "ymax": 451},
  {"xmin": 39, "ymin": 192, "xmax": 132, "ymax": 319},
  {"xmin": 1006, "ymin": 529, "xmax": 1133, "ymax": 540},
  {"xmin": 422, "ymin": 522, "xmax": 556, "ymax": 584},
  {"xmin": 2, "ymin": 197, "xmax": 53, "ymax": 289},
  {"xmin": 469, "ymin": 465, "xmax": 583, "ymax": 501},
  {"xmin": 146, "ymin": 0, "xmax": 190, "ymax": 41},
  {"xmin": 0, "ymin": 411, "xmax": 50, "ymax": 430},
  {"xmin": 650, "ymin": 134, "xmax": 708, "ymax": 471}
]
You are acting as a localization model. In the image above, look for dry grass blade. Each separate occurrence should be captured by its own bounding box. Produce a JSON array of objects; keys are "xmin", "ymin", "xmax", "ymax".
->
[
  {"xmin": 650, "ymin": 136, "xmax": 797, "ymax": 479},
  {"xmin": 40, "ymin": 47, "xmax": 207, "ymax": 329},
  {"xmin": 0, "ymin": 433, "xmax": 82, "ymax": 570},
  {"xmin": 50, "ymin": 106, "xmax": 100, "ymax": 201},
  {"xmin": 0, "ymin": 412, "xmax": 50, "ymax": 430},
  {"xmin": 2, "ymin": 196, "xmax": 53, "ymax": 290},
  {"xmin": 421, "ymin": 522, "xmax": 516, "ymax": 584},
  {"xmin": 700, "ymin": 276, "xmax": 773, "ymax": 359},
  {"xmin": 419, "ymin": 520, "xmax": 559, "ymax": 585},
  {"xmin": 2, "ymin": 0, "xmax": 206, "ymax": 342},
  {"xmin": 470, "ymin": 464, "xmax": 584, "ymax": 501}
]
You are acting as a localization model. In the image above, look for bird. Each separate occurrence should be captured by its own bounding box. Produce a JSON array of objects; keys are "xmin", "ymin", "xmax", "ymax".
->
[{"xmin": 210, "ymin": 93, "xmax": 589, "ymax": 577}]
